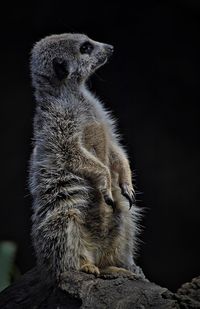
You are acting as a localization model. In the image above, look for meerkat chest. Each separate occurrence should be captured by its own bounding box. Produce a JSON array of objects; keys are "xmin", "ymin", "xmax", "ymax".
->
[
  {"xmin": 82, "ymin": 121, "xmax": 109, "ymax": 164},
  {"xmin": 80, "ymin": 90, "xmax": 111, "ymax": 163}
]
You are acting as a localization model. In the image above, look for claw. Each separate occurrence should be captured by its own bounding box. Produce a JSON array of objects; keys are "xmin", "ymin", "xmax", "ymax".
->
[
  {"xmin": 120, "ymin": 184, "xmax": 135, "ymax": 209},
  {"xmin": 104, "ymin": 194, "xmax": 116, "ymax": 210}
]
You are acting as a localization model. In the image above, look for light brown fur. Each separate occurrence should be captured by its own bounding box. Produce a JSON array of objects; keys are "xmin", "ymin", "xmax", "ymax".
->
[{"xmin": 68, "ymin": 121, "xmax": 135, "ymax": 275}]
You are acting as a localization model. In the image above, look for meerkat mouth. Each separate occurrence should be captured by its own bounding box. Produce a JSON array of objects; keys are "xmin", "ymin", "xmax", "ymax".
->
[
  {"xmin": 98, "ymin": 56, "xmax": 108, "ymax": 66},
  {"xmin": 92, "ymin": 56, "xmax": 108, "ymax": 71}
]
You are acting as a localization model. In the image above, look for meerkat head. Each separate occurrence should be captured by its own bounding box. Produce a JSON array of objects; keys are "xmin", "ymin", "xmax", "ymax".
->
[{"xmin": 31, "ymin": 33, "xmax": 114, "ymax": 88}]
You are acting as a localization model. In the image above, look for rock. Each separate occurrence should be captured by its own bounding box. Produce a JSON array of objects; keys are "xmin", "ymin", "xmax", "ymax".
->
[{"xmin": 0, "ymin": 267, "xmax": 199, "ymax": 308}]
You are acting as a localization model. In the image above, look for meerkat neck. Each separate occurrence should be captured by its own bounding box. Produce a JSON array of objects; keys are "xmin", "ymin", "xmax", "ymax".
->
[
  {"xmin": 33, "ymin": 74, "xmax": 87, "ymax": 102},
  {"xmin": 33, "ymin": 77, "xmax": 95, "ymax": 110}
]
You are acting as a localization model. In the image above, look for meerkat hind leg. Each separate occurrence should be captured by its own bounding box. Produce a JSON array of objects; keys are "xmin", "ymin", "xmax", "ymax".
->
[
  {"xmin": 80, "ymin": 257, "xmax": 100, "ymax": 276},
  {"xmin": 100, "ymin": 266, "xmax": 135, "ymax": 278},
  {"xmin": 80, "ymin": 263, "xmax": 100, "ymax": 276}
]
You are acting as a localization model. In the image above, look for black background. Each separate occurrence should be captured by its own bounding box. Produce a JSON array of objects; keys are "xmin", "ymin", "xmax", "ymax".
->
[{"xmin": 0, "ymin": 0, "xmax": 199, "ymax": 292}]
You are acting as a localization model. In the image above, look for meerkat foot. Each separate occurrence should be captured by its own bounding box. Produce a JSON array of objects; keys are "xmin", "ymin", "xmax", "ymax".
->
[
  {"xmin": 100, "ymin": 266, "xmax": 135, "ymax": 278},
  {"xmin": 120, "ymin": 183, "xmax": 135, "ymax": 209},
  {"xmin": 80, "ymin": 263, "xmax": 100, "ymax": 276}
]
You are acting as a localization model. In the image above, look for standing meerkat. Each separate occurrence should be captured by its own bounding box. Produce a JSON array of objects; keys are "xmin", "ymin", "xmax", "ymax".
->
[{"xmin": 29, "ymin": 33, "xmax": 140, "ymax": 284}]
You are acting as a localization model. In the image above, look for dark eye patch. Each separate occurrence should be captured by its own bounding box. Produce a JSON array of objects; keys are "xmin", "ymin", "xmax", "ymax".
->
[{"xmin": 80, "ymin": 41, "xmax": 94, "ymax": 55}]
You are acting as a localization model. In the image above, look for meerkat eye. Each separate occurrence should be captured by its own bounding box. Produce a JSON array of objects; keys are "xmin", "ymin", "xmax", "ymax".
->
[{"xmin": 80, "ymin": 41, "xmax": 94, "ymax": 55}]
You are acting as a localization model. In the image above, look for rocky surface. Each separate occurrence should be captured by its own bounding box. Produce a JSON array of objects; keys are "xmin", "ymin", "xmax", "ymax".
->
[{"xmin": 0, "ymin": 267, "xmax": 199, "ymax": 308}]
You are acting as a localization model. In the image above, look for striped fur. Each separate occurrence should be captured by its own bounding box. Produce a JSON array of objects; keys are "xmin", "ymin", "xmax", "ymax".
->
[{"xmin": 29, "ymin": 33, "xmax": 141, "ymax": 284}]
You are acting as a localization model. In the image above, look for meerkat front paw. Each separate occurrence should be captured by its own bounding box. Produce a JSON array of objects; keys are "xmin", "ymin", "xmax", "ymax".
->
[
  {"xmin": 98, "ymin": 169, "xmax": 116, "ymax": 210},
  {"xmin": 80, "ymin": 263, "xmax": 100, "ymax": 276},
  {"xmin": 103, "ymin": 191, "xmax": 116, "ymax": 210},
  {"xmin": 120, "ymin": 183, "xmax": 135, "ymax": 209},
  {"xmin": 100, "ymin": 184, "xmax": 116, "ymax": 209}
]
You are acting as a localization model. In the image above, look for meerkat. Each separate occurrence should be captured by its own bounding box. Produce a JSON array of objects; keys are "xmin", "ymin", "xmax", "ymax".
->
[{"xmin": 29, "ymin": 33, "xmax": 140, "ymax": 285}]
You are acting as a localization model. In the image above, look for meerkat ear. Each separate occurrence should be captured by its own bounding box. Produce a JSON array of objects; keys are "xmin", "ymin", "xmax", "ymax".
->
[{"xmin": 52, "ymin": 57, "xmax": 69, "ymax": 81}]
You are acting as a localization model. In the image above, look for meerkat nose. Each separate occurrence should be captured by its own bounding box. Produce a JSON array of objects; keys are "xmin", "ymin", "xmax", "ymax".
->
[{"xmin": 104, "ymin": 44, "xmax": 114, "ymax": 57}]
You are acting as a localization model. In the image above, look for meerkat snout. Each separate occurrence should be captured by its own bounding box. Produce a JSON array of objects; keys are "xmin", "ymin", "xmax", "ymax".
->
[{"xmin": 104, "ymin": 44, "xmax": 114, "ymax": 57}]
